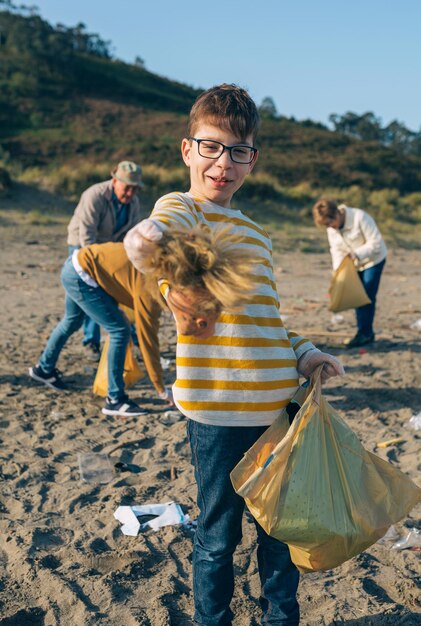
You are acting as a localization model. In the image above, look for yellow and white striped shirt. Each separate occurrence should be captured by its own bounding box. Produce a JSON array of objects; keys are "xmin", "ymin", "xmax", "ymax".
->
[{"xmin": 152, "ymin": 192, "xmax": 314, "ymax": 426}]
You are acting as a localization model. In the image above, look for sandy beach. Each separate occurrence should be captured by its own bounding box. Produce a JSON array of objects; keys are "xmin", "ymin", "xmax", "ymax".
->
[{"xmin": 0, "ymin": 195, "xmax": 420, "ymax": 625}]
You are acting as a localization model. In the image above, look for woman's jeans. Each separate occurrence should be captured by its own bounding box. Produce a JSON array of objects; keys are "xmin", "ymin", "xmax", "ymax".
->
[
  {"xmin": 356, "ymin": 259, "xmax": 386, "ymax": 336},
  {"xmin": 68, "ymin": 246, "xmax": 101, "ymax": 347},
  {"xmin": 39, "ymin": 257, "xmax": 130, "ymax": 401},
  {"xmin": 187, "ymin": 420, "xmax": 300, "ymax": 626}
]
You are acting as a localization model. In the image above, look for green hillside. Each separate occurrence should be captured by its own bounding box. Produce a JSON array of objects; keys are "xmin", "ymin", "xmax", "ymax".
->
[{"xmin": 0, "ymin": 3, "xmax": 421, "ymax": 239}]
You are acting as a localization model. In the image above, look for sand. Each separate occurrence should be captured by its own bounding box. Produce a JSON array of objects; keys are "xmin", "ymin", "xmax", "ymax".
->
[{"xmin": 0, "ymin": 199, "xmax": 420, "ymax": 626}]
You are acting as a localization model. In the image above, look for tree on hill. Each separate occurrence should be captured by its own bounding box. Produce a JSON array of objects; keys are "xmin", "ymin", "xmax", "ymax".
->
[
  {"xmin": 134, "ymin": 55, "xmax": 145, "ymax": 68},
  {"xmin": 0, "ymin": 2, "xmax": 199, "ymax": 133},
  {"xmin": 382, "ymin": 120, "xmax": 417, "ymax": 155},
  {"xmin": 329, "ymin": 110, "xmax": 421, "ymax": 157},
  {"xmin": 0, "ymin": 3, "xmax": 112, "ymax": 59},
  {"xmin": 1, "ymin": 2, "xmax": 421, "ymax": 193},
  {"xmin": 259, "ymin": 96, "xmax": 279, "ymax": 118}
]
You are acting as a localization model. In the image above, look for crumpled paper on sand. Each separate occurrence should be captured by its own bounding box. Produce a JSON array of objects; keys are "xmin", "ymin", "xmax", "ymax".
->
[{"xmin": 114, "ymin": 501, "xmax": 190, "ymax": 536}]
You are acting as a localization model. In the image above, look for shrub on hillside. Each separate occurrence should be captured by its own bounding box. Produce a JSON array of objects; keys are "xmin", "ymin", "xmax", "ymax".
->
[
  {"xmin": 238, "ymin": 173, "xmax": 290, "ymax": 202},
  {"xmin": 18, "ymin": 163, "xmax": 110, "ymax": 199},
  {"xmin": 0, "ymin": 166, "xmax": 12, "ymax": 193},
  {"xmin": 367, "ymin": 189, "xmax": 401, "ymax": 222},
  {"xmin": 14, "ymin": 163, "xmax": 421, "ymax": 242},
  {"xmin": 141, "ymin": 165, "xmax": 189, "ymax": 198}
]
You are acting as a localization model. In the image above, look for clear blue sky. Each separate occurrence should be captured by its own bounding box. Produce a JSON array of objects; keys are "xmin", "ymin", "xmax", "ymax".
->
[{"xmin": 33, "ymin": 0, "xmax": 421, "ymax": 131}]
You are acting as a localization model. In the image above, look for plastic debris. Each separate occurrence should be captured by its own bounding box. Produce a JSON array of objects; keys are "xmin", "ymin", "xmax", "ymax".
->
[
  {"xmin": 391, "ymin": 528, "xmax": 421, "ymax": 550},
  {"xmin": 331, "ymin": 314, "xmax": 345, "ymax": 324},
  {"xmin": 377, "ymin": 525, "xmax": 400, "ymax": 543},
  {"xmin": 407, "ymin": 412, "xmax": 421, "ymax": 431},
  {"xmin": 409, "ymin": 319, "xmax": 421, "ymax": 330},
  {"xmin": 114, "ymin": 501, "xmax": 191, "ymax": 536},
  {"xmin": 161, "ymin": 410, "xmax": 183, "ymax": 425},
  {"xmin": 358, "ymin": 348, "xmax": 368, "ymax": 355},
  {"xmin": 78, "ymin": 452, "xmax": 113, "ymax": 484},
  {"xmin": 376, "ymin": 437, "xmax": 406, "ymax": 448},
  {"xmin": 160, "ymin": 357, "xmax": 171, "ymax": 369}
]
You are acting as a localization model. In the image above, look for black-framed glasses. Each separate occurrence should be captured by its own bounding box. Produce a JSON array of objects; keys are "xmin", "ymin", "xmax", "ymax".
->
[{"xmin": 189, "ymin": 137, "xmax": 257, "ymax": 164}]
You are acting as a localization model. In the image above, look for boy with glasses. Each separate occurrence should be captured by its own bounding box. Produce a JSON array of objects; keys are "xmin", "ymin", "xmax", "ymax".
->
[
  {"xmin": 124, "ymin": 84, "xmax": 344, "ymax": 625},
  {"xmin": 29, "ymin": 225, "xmax": 251, "ymax": 416}
]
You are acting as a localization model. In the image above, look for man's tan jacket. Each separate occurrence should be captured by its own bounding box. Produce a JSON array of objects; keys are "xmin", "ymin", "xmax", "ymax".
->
[{"xmin": 67, "ymin": 179, "xmax": 143, "ymax": 247}]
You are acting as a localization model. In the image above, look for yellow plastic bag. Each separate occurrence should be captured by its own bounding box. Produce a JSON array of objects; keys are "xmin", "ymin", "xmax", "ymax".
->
[
  {"xmin": 231, "ymin": 368, "xmax": 421, "ymax": 573},
  {"xmin": 329, "ymin": 255, "xmax": 371, "ymax": 312},
  {"xmin": 119, "ymin": 303, "xmax": 135, "ymax": 324},
  {"xmin": 92, "ymin": 337, "xmax": 145, "ymax": 398}
]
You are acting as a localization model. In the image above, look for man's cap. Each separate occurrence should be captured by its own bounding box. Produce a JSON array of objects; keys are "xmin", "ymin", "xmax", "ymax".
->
[{"xmin": 111, "ymin": 161, "xmax": 144, "ymax": 187}]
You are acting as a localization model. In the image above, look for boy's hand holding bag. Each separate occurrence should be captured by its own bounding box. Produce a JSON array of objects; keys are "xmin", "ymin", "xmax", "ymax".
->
[{"xmin": 230, "ymin": 366, "xmax": 421, "ymax": 573}]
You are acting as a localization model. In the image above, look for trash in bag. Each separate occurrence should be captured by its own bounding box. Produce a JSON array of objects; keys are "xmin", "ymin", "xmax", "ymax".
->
[
  {"xmin": 391, "ymin": 528, "xmax": 421, "ymax": 551},
  {"xmin": 93, "ymin": 337, "xmax": 144, "ymax": 398},
  {"xmin": 377, "ymin": 525, "xmax": 399, "ymax": 543},
  {"xmin": 329, "ymin": 255, "xmax": 371, "ymax": 313},
  {"xmin": 231, "ymin": 366, "xmax": 421, "ymax": 573}
]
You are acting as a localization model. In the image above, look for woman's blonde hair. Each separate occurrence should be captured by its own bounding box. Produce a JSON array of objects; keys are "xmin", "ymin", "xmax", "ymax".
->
[
  {"xmin": 312, "ymin": 198, "xmax": 339, "ymax": 226},
  {"xmin": 135, "ymin": 224, "xmax": 258, "ymax": 313}
]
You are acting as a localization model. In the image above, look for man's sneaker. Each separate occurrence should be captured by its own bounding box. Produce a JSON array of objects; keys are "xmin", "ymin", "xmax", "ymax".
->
[
  {"xmin": 83, "ymin": 342, "xmax": 101, "ymax": 362},
  {"xmin": 28, "ymin": 364, "xmax": 66, "ymax": 391},
  {"xmin": 102, "ymin": 396, "xmax": 148, "ymax": 417},
  {"xmin": 345, "ymin": 332, "xmax": 375, "ymax": 349}
]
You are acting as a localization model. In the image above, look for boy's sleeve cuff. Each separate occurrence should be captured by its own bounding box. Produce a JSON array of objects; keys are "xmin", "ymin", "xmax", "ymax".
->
[{"xmin": 293, "ymin": 341, "xmax": 317, "ymax": 360}]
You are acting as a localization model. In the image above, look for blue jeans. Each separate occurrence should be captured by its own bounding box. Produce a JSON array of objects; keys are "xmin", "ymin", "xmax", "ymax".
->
[
  {"xmin": 39, "ymin": 257, "xmax": 130, "ymax": 401},
  {"xmin": 356, "ymin": 259, "xmax": 386, "ymax": 336},
  {"xmin": 68, "ymin": 246, "xmax": 101, "ymax": 347},
  {"xmin": 187, "ymin": 420, "xmax": 300, "ymax": 626}
]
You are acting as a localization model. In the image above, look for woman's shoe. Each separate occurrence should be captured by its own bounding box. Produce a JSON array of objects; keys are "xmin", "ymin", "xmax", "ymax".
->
[{"xmin": 345, "ymin": 332, "xmax": 375, "ymax": 349}]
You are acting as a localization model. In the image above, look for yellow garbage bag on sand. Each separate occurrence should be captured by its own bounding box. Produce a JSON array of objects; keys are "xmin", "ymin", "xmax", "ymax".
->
[
  {"xmin": 118, "ymin": 304, "xmax": 135, "ymax": 324},
  {"xmin": 329, "ymin": 255, "xmax": 371, "ymax": 312},
  {"xmin": 93, "ymin": 337, "xmax": 145, "ymax": 398},
  {"xmin": 231, "ymin": 367, "xmax": 421, "ymax": 573}
]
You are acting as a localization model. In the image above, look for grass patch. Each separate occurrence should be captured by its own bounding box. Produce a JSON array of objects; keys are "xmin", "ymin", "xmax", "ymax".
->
[
  {"xmin": 4, "ymin": 161, "xmax": 421, "ymax": 252},
  {"xmin": 26, "ymin": 210, "xmax": 61, "ymax": 225}
]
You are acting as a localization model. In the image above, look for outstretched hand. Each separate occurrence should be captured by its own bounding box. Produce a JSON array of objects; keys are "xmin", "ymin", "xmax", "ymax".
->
[
  {"xmin": 124, "ymin": 219, "xmax": 164, "ymax": 272},
  {"xmin": 297, "ymin": 348, "xmax": 345, "ymax": 383},
  {"xmin": 135, "ymin": 219, "xmax": 165, "ymax": 243}
]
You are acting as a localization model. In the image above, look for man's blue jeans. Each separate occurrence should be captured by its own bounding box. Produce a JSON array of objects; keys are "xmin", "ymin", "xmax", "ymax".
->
[
  {"xmin": 356, "ymin": 259, "xmax": 386, "ymax": 336},
  {"xmin": 187, "ymin": 420, "xmax": 300, "ymax": 626},
  {"xmin": 68, "ymin": 246, "xmax": 101, "ymax": 348},
  {"xmin": 39, "ymin": 257, "xmax": 130, "ymax": 401}
]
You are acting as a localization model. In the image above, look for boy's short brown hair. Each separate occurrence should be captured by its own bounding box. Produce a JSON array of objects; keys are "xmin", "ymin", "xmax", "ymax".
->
[
  {"xmin": 188, "ymin": 83, "xmax": 260, "ymax": 144},
  {"xmin": 312, "ymin": 198, "xmax": 339, "ymax": 226}
]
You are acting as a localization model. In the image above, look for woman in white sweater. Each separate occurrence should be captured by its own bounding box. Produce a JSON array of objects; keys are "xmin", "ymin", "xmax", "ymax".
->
[{"xmin": 313, "ymin": 198, "xmax": 387, "ymax": 348}]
